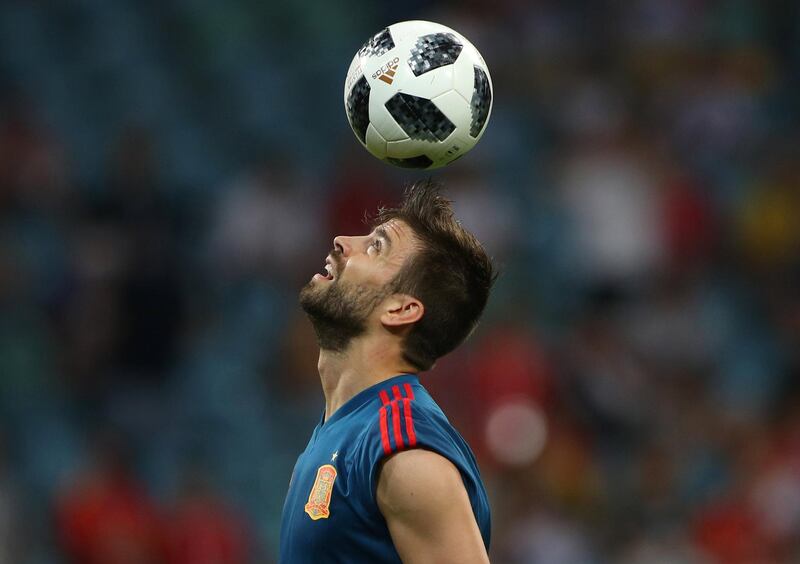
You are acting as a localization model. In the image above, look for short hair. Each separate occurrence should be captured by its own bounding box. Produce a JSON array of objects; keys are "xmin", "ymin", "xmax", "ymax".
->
[{"xmin": 374, "ymin": 179, "xmax": 497, "ymax": 371}]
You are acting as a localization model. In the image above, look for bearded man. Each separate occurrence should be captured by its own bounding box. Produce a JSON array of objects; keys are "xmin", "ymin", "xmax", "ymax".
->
[{"xmin": 280, "ymin": 181, "xmax": 496, "ymax": 563}]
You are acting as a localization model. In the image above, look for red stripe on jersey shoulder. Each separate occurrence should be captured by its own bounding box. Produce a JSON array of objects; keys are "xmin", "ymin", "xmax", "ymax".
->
[
  {"xmin": 378, "ymin": 405, "xmax": 392, "ymax": 454},
  {"xmin": 402, "ymin": 398, "xmax": 417, "ymax": 447},
  {"xmin": 376, "ymin": 382, "xmax": 418, "ymax": 454},
  {"xmin": 391, "ymin": 400, "xmax": 404, "ymax": 450}
]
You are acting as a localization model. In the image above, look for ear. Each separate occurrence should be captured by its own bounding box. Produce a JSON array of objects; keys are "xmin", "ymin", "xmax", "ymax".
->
[{"xmin": 380, "ymin": 294, "xmax": 424, "ymax": 328}]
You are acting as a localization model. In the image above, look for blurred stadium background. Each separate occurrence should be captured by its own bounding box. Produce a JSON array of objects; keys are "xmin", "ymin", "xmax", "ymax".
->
[{"xmin": 1, "ymin": 0, "xmax": 799, "ymax": 562}]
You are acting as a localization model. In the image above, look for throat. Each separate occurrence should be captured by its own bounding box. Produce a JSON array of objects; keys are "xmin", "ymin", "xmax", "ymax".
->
[
  {"xmin": 318, "ymin": 353, "xmax": 360, "ymax": 422},
  {"xmin": 317, "ymin": 345, "xmax": 413, "ymax": 422}
]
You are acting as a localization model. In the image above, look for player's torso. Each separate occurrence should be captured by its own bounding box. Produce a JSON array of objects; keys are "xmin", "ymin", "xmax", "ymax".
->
[
  {"xmin": 280, "ymin": 408, "xmax": 399, "ymax": 564},
  {"xmin": 279, "ymin": 376, "xmax": 491, "ymax": 563}
]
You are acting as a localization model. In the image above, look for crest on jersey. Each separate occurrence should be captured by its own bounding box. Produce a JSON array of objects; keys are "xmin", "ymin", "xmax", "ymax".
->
[{"xmin": 304, "ymin": 464, "xmax": 337, "ymax": 520}]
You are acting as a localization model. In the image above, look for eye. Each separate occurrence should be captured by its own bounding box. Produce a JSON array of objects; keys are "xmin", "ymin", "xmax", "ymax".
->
[{"xmin": 370, "ymin": 238, "xmax": 382, "ymax": 253}]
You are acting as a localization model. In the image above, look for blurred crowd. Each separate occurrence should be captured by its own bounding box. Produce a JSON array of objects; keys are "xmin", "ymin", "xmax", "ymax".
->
[{"xmin": 1, "ymin": 0, "xmax": 799, "ymax": 562}]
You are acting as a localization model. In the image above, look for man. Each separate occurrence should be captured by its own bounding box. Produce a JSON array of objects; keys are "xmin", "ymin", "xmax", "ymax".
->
[{"xmin": 280, "ymin": 180, "xmax": 496, "ymax": 563}]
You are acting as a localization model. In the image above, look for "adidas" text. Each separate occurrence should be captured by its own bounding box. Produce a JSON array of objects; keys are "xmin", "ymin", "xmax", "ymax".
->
[{"xmin": 372, "ymin": 57, "xmax": 400, "ymax": 84}]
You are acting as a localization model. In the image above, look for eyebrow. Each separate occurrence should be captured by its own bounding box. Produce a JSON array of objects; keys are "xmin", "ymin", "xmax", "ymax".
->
[{"xmin": 374, "ymin": 226, "xmax": 393, "ymax": 252}]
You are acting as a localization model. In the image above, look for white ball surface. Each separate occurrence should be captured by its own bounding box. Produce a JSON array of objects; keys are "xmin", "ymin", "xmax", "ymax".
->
[{"xmin": 344, "ymin": 20, "xmax": 493, "ymax": 169}]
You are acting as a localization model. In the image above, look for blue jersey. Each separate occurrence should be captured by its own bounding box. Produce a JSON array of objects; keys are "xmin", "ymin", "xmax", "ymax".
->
[{"xmin": 279, "ymin": 373, "xmax": 491, "ymax": 563}]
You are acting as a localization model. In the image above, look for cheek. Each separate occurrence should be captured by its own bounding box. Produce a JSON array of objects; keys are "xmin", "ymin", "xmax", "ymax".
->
[{"xmin": 344, "ymin": 260, "xmax": 394, "ymax": 288}]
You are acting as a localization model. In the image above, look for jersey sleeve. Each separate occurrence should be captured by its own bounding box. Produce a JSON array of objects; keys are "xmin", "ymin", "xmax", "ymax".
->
[{"xmin": 354, "ymin": 386, "xmax": 472, "ymax": 506}]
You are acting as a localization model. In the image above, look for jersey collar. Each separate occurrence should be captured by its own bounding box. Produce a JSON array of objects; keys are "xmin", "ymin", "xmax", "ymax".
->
[{"xmin": 321, "ymin": 373, "xmax": 419, "ymax": 428}]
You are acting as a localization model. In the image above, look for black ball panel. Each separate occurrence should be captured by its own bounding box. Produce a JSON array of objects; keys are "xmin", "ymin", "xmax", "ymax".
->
[
  {"xmin": 385, "ymin": 93, "xmax": 455, "ymax": 143},
  {"xmin": 385, "ymin": 155, "xmax": 434, "ymax": 168},
  {"xmin": 358, "ymin": 28, "xmax": 395, "ymax": 59},
  {"xmin": 469, "ymin": 66, "xmax": 491, "ymax": 138},
  {"xmin": 407, "ymin": 33, "xmax": 463, "ymax": 77},
  {"xmin": 346, "ymin": 76, "xmax": 371, "ymax": 143}
]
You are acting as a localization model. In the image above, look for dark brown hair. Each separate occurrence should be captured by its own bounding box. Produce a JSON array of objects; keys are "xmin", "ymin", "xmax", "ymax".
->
[{"xmin": 375, "ymin": 179, "xmax": 497, "ymax": 371}]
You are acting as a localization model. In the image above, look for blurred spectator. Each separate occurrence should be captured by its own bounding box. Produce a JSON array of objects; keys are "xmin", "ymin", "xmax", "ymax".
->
[
  {"xmin": 669, "ymin": 54, "xmax": 766, "ymax": 166},
  {"xmin": 0, "ymin": 92, "xmax": 70, "ymax": 215},
  {"xmin": 441, "ymin": 164, "xmax": 517, "ymax": 260},
  {"xmin": 164, "ymin": 462, "xmax": 250, "ymax": 564},
  {"xmin": 564, "ymin": 301, "xmax": 652, "ymax": 440},
  {"xmin": 210, "ymin": 155, "xmax": 323, "ymax": 286},
  {"xmin": 324, "ymin": 147, "xmax": 397, "ymax": 238},
  {"xmin": 0, "ymin": 436, "xmax": 23, "ymax": 563},
  {"xmin": 617, "ymin": 530, "xmax": 709, "ymax": 564},
  {"xmin": 87, "ymin": 126, "xmax": 185, "ymax": 382},
  {"xmin": 274, "ymin": 311, "xmax": 323, "ymax": 402},
  {"xmin": 504, "ymin": 508, "xmax": 597, "ymax": 564},
  {"xmin": 56, "ymin": 431, "xmax": 163, "ymax": 564},
  {"xmin": 737, "ymin": 158, "xmax": 800, "ymax": 272},
  {"xmin": 557, "ymin": 130, "xmax": 665, "ymax": 288},
  {"xmin": 622, "ymin": 273, "xmax": 723, "ymax": 375},
  {"xmin": 692, "ymin": 492, "xmax": 767, "ymax": 564},
  {"xmin": 660, "ymin": 174, "xmax": 718, "ymax": 271}
]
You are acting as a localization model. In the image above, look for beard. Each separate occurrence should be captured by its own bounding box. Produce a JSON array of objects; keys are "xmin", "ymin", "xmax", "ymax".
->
[{"xmin": 299, "ymin": 275, "xmax": 389, "ymax": 352}]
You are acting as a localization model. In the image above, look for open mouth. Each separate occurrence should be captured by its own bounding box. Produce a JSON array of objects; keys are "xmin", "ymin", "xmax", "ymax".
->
[{"xmin": 315, "ymin": 258, "xmax": 335, "ymax": 281}]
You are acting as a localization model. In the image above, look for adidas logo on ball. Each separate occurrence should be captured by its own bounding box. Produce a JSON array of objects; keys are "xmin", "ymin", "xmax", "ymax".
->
[{"xmin": 372, "ymin": 57, "xmax": 400, "ymax": 84}]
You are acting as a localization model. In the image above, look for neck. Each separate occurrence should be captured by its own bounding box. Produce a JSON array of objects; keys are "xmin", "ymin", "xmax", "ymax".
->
[{"xmin": 317, "ymin": 335, "xmax": 416, "ymax": 421}]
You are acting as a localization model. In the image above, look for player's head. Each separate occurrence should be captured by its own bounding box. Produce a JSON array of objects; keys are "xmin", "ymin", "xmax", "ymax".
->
[{"xmin": 300, "ymin": 179, "xmax": 496, "ymax": 370}]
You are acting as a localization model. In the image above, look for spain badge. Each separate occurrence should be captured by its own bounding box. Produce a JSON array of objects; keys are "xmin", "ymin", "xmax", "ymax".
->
[{"xmin": 304, "ymin": 464, "xmax": 337, "ymax": 520}]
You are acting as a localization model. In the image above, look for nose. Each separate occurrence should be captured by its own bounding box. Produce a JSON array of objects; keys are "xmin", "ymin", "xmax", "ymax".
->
[{"xmin": 333, "ymin": 235, "xmax": 351, "ymax": 256}]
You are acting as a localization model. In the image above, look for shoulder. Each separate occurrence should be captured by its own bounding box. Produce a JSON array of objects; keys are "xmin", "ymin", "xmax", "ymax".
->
[
  {"xmin": 377, "ymin": 448, "xmax": 464, "ymax": 515},
  {"xmin": 352, "ymin": 377, "xmax": 469, "ymax": 490},
  {"xmin": 376, "ymin": 449, "xmax": 491, "ymax": 563},
  {"xmin": 355, "ymin": 378, "xmax": 450, "ymax": 460}
]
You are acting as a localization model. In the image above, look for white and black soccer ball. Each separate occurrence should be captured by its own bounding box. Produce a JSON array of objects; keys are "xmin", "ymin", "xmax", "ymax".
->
[{"xmin": 344, "ymin": 20, "xmax": 493, "ymax": 169}]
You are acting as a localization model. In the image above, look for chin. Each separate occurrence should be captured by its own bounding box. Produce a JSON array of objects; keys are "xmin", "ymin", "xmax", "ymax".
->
[{"xmin": 300, "ymin": 277, "xmax": 331, "ymax": 306}]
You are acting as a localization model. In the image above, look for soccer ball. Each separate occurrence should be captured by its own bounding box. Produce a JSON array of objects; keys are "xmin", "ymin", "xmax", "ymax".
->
[{"xmin": 344, "ymin": 20, "xmax": 493, "ymax": 170}]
